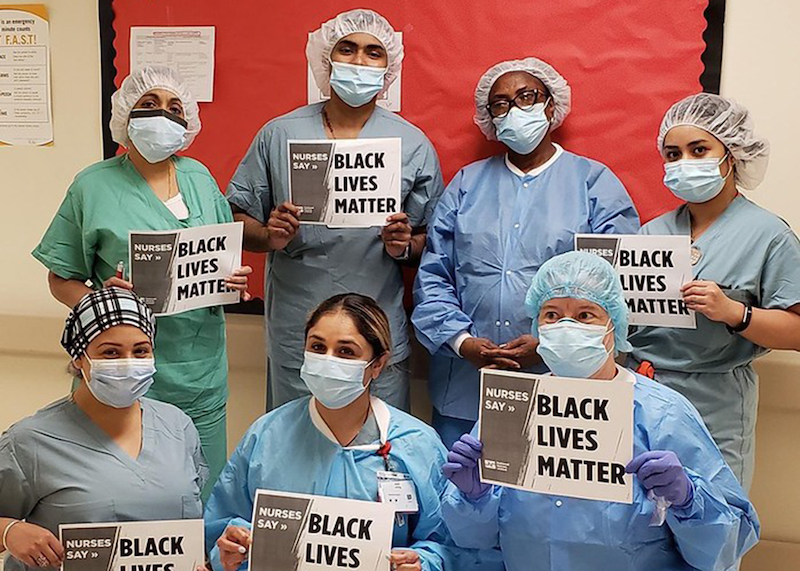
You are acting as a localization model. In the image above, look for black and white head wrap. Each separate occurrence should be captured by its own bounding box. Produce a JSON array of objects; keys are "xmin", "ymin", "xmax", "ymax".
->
[{"xmin": 61, "ymin": 287, "xmax": 156, "ymax": 359}]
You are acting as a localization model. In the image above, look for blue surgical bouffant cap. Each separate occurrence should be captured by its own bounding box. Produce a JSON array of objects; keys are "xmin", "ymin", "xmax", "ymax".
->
[{"xmin": 525, "ymin": 251, "xmax": 632, "ymax": 352}]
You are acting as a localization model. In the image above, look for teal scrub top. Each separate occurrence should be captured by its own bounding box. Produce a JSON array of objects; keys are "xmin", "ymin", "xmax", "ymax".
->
[
  {"xmin": 226, "ymin": 102, "xmax": 445, "ymax": 373},
  {"xmin": 32, "ymin": 155, "xmax": 234, "ymax": 415},
  {"xmin": 630, "ymin": 195, "xmax": 800, "ymax": 372},
  {"xmin": 0, "ymin": 398, "xmax": 208, "ymax": 571}
]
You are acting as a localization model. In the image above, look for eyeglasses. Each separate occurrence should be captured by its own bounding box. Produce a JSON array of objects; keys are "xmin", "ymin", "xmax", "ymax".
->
[{"xmin": 486, "ymin": 89, "xmax": 549, "ymax": 119}]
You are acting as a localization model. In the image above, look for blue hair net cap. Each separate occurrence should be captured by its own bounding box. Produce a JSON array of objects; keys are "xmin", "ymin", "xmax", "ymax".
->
[{"xmin": 525, "ymin": 251, "xmax": 632, "ymax": 353}]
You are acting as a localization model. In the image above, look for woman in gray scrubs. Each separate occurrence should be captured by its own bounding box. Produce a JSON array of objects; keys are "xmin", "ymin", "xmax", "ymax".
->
[{"xmin": 0, "ymin": 288, "xmax": 208, "ymax": 571}]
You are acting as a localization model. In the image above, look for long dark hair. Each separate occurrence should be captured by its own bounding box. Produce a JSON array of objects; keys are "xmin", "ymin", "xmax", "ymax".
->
[{"xmin": 305, "ymin": 294, "xmax": 392, "ymax": 359}]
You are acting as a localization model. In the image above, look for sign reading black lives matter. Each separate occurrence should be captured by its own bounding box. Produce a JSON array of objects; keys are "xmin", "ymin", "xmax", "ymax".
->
[
  {"xmin": 250, "ymin": 490, "xmax": 394, "ymax": 571},
  {"xmin": 479, "ymin": 369, "xmax": 634, "ymax": 503},
  {"xmin": 129, "ymin": 222, "xmax": 243, "ymax": 316},
  {"xmin": 59, "ymin": 520, "xmax": 204, "ymax": 571},
  {"xmin": 288, "ymin": 138, "xmax": 401, "ymax": 227},
  {"xmin": 575, "ymin": 234, "xmax": 696, "ymax": 328}
]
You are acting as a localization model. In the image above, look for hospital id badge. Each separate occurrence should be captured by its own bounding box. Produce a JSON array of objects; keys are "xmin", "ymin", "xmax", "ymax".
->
[{"xmin": 377, "ymin": 471, "xmax": 419, "ymax": 513}]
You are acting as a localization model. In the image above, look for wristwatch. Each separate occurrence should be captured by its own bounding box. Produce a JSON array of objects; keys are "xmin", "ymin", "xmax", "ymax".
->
[
  {"xmin": 726, "ymin": 302, "xmax": 753, "ymax": 334},
  {"xmin": 391, "ymin": 244, "xmax": 411, "ymax": 262}
]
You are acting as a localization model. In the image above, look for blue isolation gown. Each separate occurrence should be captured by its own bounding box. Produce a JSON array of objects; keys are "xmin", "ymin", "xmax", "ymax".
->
[
  {"xmin": 412, "ymin": 147, "xmax": 640, "ymax": 424},
  {"xmin": 204, "ymin": 396, "xmax": 498, "ymax": 571},
  {"xmin": 442, "ymin": 368, "xmax": 759, "ymax": 571}
]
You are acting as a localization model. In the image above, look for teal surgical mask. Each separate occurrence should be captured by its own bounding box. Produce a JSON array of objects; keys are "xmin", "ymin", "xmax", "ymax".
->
[
  {"xmin": 329, "ymin": 61, "xmax": 387, "ymax": 108},
  {"xmin": 82, "ymin": 357, "xmax": 156, "ymax": 408},
  {"xmin": 127, "ymin": 109, "xmax": 187, "ymax": 164},
  {"xmin": 300, "ymin": 351, "xmax": 375, "ymax": 409},
  {"xmin": 536, "ymin": 319, "xmax": 613, "ymax": 379},
  {"xmin": 492, "ymin": 101, "xmax": 551, "ymax": 155},
  {"xmin": 663, "ymin": 154, "xmax": 731, "ymax": 203}
]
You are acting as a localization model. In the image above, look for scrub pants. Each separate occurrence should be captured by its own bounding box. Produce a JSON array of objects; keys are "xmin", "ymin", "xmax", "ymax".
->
[
  {"xmin": 629, "ymin": 358, "xmax": 758, "ymax": 492},
  {"xmin": 191, "ymin": 403, "xmax": 228, "ymax": 501},
  {"xmin": 432, "ymin": 409, "xmax": 476, "ymax": 450},
  {"xmin": 268, "ymin": 358, "xmax": 412, "ymax": 412}
]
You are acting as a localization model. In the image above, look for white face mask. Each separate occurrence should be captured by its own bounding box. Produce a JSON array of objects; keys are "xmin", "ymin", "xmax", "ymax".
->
[
  {"xmin": 300, "ymin": 351, "xmax": 375, "ymax": 409},
  {"xmin": 663, "ymin": 153, "xmax": 731, "ymax": 203},
  {"xmin": 82, "ymin": 357, "xmax": 156, "ymax": 408},
  {"xmin": 536, "ymin": 319, "xmax": 614, "ymax": 378},
  {"xmin": 127, "ymin": 109, "xmax": 188, "ymax": 163}
]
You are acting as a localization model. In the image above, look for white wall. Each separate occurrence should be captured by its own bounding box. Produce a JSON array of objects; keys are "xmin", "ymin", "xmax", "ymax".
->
[{"xmin": 0, "ymin": 0, "xmax": 102, "ymax": 319}]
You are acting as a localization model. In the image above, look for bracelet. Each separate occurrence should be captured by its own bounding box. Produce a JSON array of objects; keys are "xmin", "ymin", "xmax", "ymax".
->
[
  {"xmin": 2, "ymin": 519, "xmax": 22, "ymax": 550},
  {"xmin": 726, "ymin": 302, "xmax": 753, "ymax": 334},
  {"xmin": 391, "ymin": 244, "xmax": 411, "ymax": 262}
]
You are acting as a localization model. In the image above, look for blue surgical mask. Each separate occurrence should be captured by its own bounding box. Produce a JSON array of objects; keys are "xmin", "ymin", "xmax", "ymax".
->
[
  {"xmin": 329, "ymin": 61, "xmax": 387, "ymax": 108},
  {"xmin": 300, "ymin": 351, "xmax": 375, "ymax": 409},
  {"xmin": 536, "ymin": 319, "xmax": 613, "ymax": 379},
  {"xmin": 663, "ymin": 154, "xmax": 730, "ymax": 203},
  {"xmin": 83, "ymin": 357, "xmax": 156, "ymax": 408},
  {"xmin": 127, "ymin": 110, "xmax": 187, "ymax": 164},
  {"xmin": 492, "ymin": 101, "xmax": 551, "ymax": 155}
]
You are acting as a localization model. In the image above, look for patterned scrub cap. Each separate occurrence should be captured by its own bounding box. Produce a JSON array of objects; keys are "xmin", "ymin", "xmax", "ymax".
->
[{"xmin": 61, "ymin": 287, "xmax": 156, "ymax": 359}]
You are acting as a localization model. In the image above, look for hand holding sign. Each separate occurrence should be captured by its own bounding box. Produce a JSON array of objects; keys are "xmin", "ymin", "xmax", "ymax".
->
[
  {"xmin": 381, "ymin": 213, "xmax": 412, "ymax": 259},
  {"xmin": 442, "ymin": 434, "xmax": 491, "ymax": 500},
  {"xmin": 216, "ymin": 526, "xmax": 251, "ymax": 571},
  {"xmin": 4, "ymin": 521, "xmax": 64, "ymax": 568},
  {"xmin": 266, "ymin": 202, "xmax": 301, "ymax": 251},
  {"xmin": 388, "ymin": 549, "xmax": 421, "ymax": 571},
  {"xmin": 224, "ymin": 265, "xmax": 253, "ymax": 301},
  {"xmin": 625, "ymin": 451, "xmax": 694, "ymax": 508},
  {"xmin": 680, "ymin": 280, "xmax": 744, "ymax": 326}
]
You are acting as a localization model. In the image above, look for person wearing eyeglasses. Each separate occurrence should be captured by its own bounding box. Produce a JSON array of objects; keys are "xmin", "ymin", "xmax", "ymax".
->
[{"xmin": 412, "ymin": 57, "xmax": 640, "ymax": 447}]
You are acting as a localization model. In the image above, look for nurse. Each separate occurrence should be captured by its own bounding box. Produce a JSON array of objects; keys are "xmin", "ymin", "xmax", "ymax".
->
[
  {"xmin": 412, "ymin": 57, "xmax": 640, "ymax": 447},
  {"xmin": 227, "ymin": 9, "xmax": 444, "ymax": 411},
  {"xmin": 0, "ymin": 288, "xmax": 207, "ymax": 571},
  {"xmin": 32, "ymin": 66, "xmax": 250, "ymax": 494},
  {"xmin": 441, "ymin": 251, "xmax": 760, "ymax": 571},
  {"xmin": 628, "ymin": 94, "xmax": 800, "ymax": 491},
  {"xmin": 204, "ymin": 294, "xmax": 493, "ymax": 571}
]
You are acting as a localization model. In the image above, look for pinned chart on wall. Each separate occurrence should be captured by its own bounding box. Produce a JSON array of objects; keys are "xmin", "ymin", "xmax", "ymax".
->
[
  {"xmin": 575, "ymin": 234, "xmax": 696, "ymax": 328},
  {"xmin": 0, "ymin": 4, "xmax": 52, "ymax": 146},
  {"xmin": 307, "ymin": 31, "xmax": 402, "ymax": 112},
  {"xmin": 130, "ymin": 27, "xmax": 215, "ymax": 102}
]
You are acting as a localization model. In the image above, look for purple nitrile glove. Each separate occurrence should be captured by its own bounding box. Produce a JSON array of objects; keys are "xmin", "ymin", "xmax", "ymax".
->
[
  {"xmin": 442, "ymin": 434, "xmax": 491, "ymax": 500},
  {"xmin": 625, "ymin": 450, "xmax": 694, "ymax": 509}
]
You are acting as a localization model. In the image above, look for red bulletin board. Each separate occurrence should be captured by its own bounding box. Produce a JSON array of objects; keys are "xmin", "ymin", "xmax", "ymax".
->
[{"xmin": 111, "ymin": 0, "xmax": 707, "ymax": 300}]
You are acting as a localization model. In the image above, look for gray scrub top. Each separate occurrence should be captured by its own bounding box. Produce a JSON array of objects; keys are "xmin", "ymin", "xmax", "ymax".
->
[
  {"xmin": 226, "ymin": 103, "xmax": 444, "ymax": 370},
  {"xmin": 0, "ymin": 397, "xmax": 208, "ymax": 571}
]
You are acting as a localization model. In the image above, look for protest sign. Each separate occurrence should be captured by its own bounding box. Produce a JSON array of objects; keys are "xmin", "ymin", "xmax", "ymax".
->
[
  {"xmin": 250, "ymin": 490, "xmax": 393, "ymax": 571},
  {"xmin": 60, "ymin": 520, "xmax": 204, "ymax": 571},
  {"xmin": 575, "ymin": 234, "xmax": 696, "ymax": 328},
  {"xmin": 288, "ymin": 138, "xmax": 401, "ymax": 227},
  {"xmin": 479, "ymin": 369, "xmax": 634, "ymax": 503},
  {"xmin": 129, "ymin": 221, "xmax": 242, "ymax": 316}
]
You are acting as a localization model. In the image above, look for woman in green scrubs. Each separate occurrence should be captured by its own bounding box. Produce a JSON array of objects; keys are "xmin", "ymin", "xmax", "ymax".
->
[{"xmin": 32, "ymin": 66, "xmax": 250, "ymax": 497}]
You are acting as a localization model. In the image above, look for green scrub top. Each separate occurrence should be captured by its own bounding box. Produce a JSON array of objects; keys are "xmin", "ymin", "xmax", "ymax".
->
[{"xmin": 32, "ymin": 155, "xmax": 233, "ymax": 478}]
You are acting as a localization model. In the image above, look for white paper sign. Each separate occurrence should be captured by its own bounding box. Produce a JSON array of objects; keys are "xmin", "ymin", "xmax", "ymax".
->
[
  {"xmin": 129, "ymin": 221, "xmax": 243, "ymax": 316},
  {"xmin": 0, "ymin": 5, "xmax": 53, "ymax": 146},
  {"xmin": 59, "ymin": 519, "xmax": 204, "ymax": 571},
  {"xmin": 130, "ymin": 27, "xmax": 215, "ymax": 102},
  {"xmin": 250, "ymin": 489, "xmax": 394, "ymax": 571},
  {"xmin": 479, "ymin": 369, "xmax": 634, "ymax": 503},
  {"xmin": 307, "ymin": 32, "xmax": 402, "ymax": 112},
  {"xmin": 288, "ymin": 138, "xmax": 401, "ymax": 227},
  {"xmin": 575, "ymin": 233, "xmax": 696, "ymax": 328}
]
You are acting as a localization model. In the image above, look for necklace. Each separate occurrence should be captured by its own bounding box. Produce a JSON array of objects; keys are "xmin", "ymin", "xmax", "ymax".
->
[
  {"xmin": 322, "ymin": 108, "xmax": 336, "ymax": 139},
  {"xmin": 167, "ymin": 160, "xmax": 176, "ymax": 200}
]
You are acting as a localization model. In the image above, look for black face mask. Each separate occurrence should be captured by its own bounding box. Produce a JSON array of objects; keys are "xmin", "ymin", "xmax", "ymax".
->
[{"xmin": 129, "ymin": 108, "xmax": 188, "ymax": 129}]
